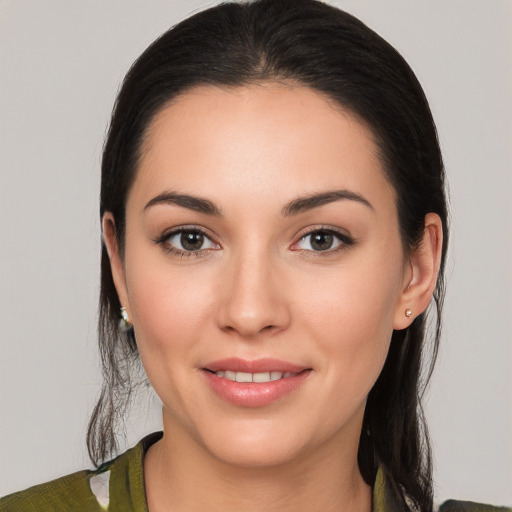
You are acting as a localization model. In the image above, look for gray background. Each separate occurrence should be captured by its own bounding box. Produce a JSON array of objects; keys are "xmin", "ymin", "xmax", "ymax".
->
[{"xmin": 1, "ymin": 0, "xmax": 511, "ymax": 504}]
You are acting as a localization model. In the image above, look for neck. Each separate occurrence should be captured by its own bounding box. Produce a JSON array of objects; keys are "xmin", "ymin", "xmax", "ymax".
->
[{"xmin": 144, "ymin": 417, "xmax": 372, "ymax": 512}]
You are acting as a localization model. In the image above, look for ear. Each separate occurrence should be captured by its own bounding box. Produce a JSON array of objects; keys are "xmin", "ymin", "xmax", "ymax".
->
[
  {"xmin": 393, "ymin": 213, "xmax": 443, "ymax": 330},
  {"xmin": 102, "ymin": 212, "xmax": 132, "ymax": 321}
]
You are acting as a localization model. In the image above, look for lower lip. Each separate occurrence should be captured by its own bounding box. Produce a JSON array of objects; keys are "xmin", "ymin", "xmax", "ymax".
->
[{"xmin": 202, "ymin": 370, "xmax": 312, "ymax": 407}]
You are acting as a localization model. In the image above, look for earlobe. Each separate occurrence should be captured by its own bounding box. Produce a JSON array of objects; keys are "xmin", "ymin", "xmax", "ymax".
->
[
  {"xmin": 393, "ymin": 213, "xmax": 443, "ymax": 330},
  {"xmin": 102, "ymin": 213, "xmax": 132, "ymax": 321}
]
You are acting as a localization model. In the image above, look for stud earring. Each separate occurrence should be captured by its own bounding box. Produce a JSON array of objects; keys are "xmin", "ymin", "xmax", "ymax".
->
[
  {"xmin": 405, "ymin": 308, "xmax": 412, "ymax": 318},
  {"xmin": 119, "ymin": 306, "xmax": 132, "ymax": 331}
]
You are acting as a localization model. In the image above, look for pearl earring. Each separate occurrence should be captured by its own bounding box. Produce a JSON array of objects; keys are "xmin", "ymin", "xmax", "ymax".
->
[
  {"xmin": 405, "ymin": 308, "xmax": 412, "ymax": 318},
  {"xmin": 119, "ymin": 306, "xmax": 132, "ymax": 330}
]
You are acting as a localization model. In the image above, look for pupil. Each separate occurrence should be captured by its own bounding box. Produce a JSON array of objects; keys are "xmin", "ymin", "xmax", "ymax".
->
[
  {"xmin": 311, "ymin": 232, "xmax": 333, "ymax": 251},
  {"xmin": 181, "ymin": 231, "xmax": 204, "ymax": 251}
]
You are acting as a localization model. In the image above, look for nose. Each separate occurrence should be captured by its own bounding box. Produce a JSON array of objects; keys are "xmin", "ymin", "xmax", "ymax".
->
[{"xmin": 216, "ymin": 247, "xmax": 291, "ymax": 338}]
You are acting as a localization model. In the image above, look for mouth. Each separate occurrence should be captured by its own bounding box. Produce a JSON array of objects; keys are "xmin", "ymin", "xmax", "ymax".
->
[
  {"xmin": 206, "ymin": 370, "xmax": 300, "ymax": 383},
  {"xmin": 202, "ymin": 358, "xmax": 312, "ymax": 407}
]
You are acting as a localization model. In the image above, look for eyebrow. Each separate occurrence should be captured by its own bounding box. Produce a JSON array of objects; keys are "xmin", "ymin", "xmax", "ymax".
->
[
  {"xmin": 282, "ymin": 190, "xmax": 373, "ymax": 216},
  {"xmin": 143, "ymin": 189, "xmax": 372, "ymax": 217},
  {"xmin": 144, "ymin": 191, "xmax": 222, "ymax": 216}
]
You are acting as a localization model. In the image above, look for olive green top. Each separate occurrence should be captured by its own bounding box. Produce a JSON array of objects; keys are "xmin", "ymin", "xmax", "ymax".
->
[{"xmin": 1, "ymin": 432, "xmax": 509, "ymax": 512}]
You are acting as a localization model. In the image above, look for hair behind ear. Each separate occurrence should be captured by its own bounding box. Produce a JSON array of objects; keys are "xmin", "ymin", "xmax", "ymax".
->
[{"xmin": 87, "ymin": 223, "xmax": 140, "ymax": 466}]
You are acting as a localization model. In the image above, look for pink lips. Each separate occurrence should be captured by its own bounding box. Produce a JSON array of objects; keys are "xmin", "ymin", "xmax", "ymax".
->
[{"xmin": 202, "ymin": 358, "xmax": 312, "ymax": 407}]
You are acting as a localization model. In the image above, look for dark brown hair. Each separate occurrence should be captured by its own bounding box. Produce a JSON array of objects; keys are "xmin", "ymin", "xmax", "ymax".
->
[{"xmin": 88, "ymin": 1, "xmax": 448, "ymax": 510}]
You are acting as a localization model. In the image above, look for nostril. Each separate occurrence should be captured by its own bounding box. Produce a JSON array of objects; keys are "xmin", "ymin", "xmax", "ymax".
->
[{"xmin": 221, "ymin": 324, "xmax": 275, "ymax": 333}]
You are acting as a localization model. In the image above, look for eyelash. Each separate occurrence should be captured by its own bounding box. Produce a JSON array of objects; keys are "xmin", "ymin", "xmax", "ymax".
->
[
  {"xmin": 291, "ymin": 227, "xmax": 355, "ymax": 255},
  {"xmin": 154, "ymin": 226, "xmax": 219, "ymax": 259},
  {"xmin": 154, "ymin": 226, "xmax": 355, "ymax": 258}
]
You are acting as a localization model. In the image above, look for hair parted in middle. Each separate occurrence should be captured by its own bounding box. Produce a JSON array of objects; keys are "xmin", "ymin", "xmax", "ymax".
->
[{"xmin": 89, "ymin": 1, "xmax": 448, "ymax": 510}]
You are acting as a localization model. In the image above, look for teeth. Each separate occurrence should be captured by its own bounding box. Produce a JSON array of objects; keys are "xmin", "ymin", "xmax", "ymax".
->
[
  {"xmin": 235, "ymin": 372, "xmax": 252, "ymax": 383},
  {"xmin": 215, "ymin": 370, "xmax": 291, "ymax": 383},
  {"xmin": 253, "ymin": 372, "xmax": 271, "ymax": 383},
  {"xmin": 225, "ymin": 370, "xmax": 236, "ymax": 381}
]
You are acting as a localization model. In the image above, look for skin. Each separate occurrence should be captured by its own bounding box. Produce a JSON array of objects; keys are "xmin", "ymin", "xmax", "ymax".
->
[{"xmin": 103, "ymin": 83, "xmax": 442, "ymax": 512}]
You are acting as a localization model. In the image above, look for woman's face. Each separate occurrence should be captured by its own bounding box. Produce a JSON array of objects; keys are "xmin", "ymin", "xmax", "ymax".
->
[{"xmin": 108, "ymin": 84, "xmax": 415, "ymax": 467}]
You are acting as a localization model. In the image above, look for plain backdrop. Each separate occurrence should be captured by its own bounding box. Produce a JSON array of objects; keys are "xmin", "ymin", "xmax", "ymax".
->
[{"xmin": 1, "ymin": 0, "xmax": 511, "ymax": 505}]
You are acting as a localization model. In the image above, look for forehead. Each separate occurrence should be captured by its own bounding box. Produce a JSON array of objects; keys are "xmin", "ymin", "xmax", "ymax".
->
[{"xmin": 132, "ymin": 83, "xmax": 393, "ymax": 211}]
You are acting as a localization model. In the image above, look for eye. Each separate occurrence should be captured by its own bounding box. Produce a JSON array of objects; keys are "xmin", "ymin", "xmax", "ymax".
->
[
  {"xmin": 292, "ymin": 229, "xmax": 353, "ymax": 252},
  {"xmin": 162, "ymin": 228, "xmax": 220, "ymax": 254}
]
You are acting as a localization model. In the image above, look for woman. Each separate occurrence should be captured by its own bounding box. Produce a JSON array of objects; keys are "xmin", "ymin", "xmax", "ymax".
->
[{"xmin": 0, "ymin": 0, "xmax": 509, "ymax": 510}]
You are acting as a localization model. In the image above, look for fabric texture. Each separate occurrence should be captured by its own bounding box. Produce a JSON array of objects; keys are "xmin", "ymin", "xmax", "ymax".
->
[
  {"xmin": 439, "ymin": 502, "xmax": 512, "ymax": 512},
  {"xmin": 0, "ymin": 432, "xmax": 160, "ymax": 512},
  {"xmin": 1, "ymin": 432, "xmax": 509, "ymax": 512}
]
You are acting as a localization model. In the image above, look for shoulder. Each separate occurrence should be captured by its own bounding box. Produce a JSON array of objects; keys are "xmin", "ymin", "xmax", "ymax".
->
[
  {"xmin": 0, "ymin": 468, "xmax": 105, "ymax": 512},
  {"xmin": 373, "ymin": 467, "xmax": 511, "ymax": 512},
  {"xmin": 0, "ymin": 432, "xmax": 162, "ymax": 512},
  {"xmin": 439, "ymin": 500, "xmax": 512, "ymax": 512}
]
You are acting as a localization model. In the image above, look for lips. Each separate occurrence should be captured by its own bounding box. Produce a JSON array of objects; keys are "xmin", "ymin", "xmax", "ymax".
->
[
  {"xmin": 204, "ymin": 357, "xmax": 307, "ymax": 374},
  {"xmin": 202, "ymin": 358, "xmax": 312, "ymax": 407},
  {"xmin": 214, "ymin": 370, "xmax": 297, "ymax": 383}
]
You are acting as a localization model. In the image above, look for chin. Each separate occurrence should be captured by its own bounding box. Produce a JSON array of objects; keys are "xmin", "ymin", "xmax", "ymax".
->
[
  {"xmin": 196, "ymin": 420, "xmax": 310, "ymax": 468},
  {"xmin": 209, "ymin": 440, "xmax": 302, "ymax": 469}
]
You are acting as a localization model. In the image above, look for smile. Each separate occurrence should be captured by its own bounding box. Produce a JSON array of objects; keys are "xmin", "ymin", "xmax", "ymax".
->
[
  {"xmin": 213, "ymin": 371, "xmax": 297, "ymax": 383},
  {"xmin": 202, "ymin": 358, "xmax": 312, "ymax": 407}
]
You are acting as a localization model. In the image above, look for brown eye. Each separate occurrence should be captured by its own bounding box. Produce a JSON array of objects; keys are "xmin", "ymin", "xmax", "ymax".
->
[
  {"xmin": 165, "ymin": 229, "xmax": 219, "ymax": 252},
  {"xmin": 181, "ymin": 231, "xmax": 205, "ymax": 251},
  {"xmin": 293, "ymin": 229, "xmax": 353, "ymax": 253},
  {"xmin": 310, "ymin": 232, "xmax": 334, "ymax": 251}
]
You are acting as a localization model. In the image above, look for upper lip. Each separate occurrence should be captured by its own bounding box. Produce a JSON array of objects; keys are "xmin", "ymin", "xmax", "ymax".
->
[{"xmin": 203, "ymin": 357, "xmax": 309, "ymax": 374}]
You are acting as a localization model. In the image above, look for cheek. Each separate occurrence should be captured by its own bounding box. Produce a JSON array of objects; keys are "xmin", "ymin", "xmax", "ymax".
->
[
  {"xmin": 122, "ymin": 256, "xmax": 221, "ymax": 424},
  {"xmin": 299, "ymin": 260, "xmax": 400, "ymax": 336},
  {"xmin": 123, "ymin": 249, "xmax": 216, "ymax": 367},
  {"xmin": 296, "ymin": 260, "xmax": 401, "ymax": 389}
]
